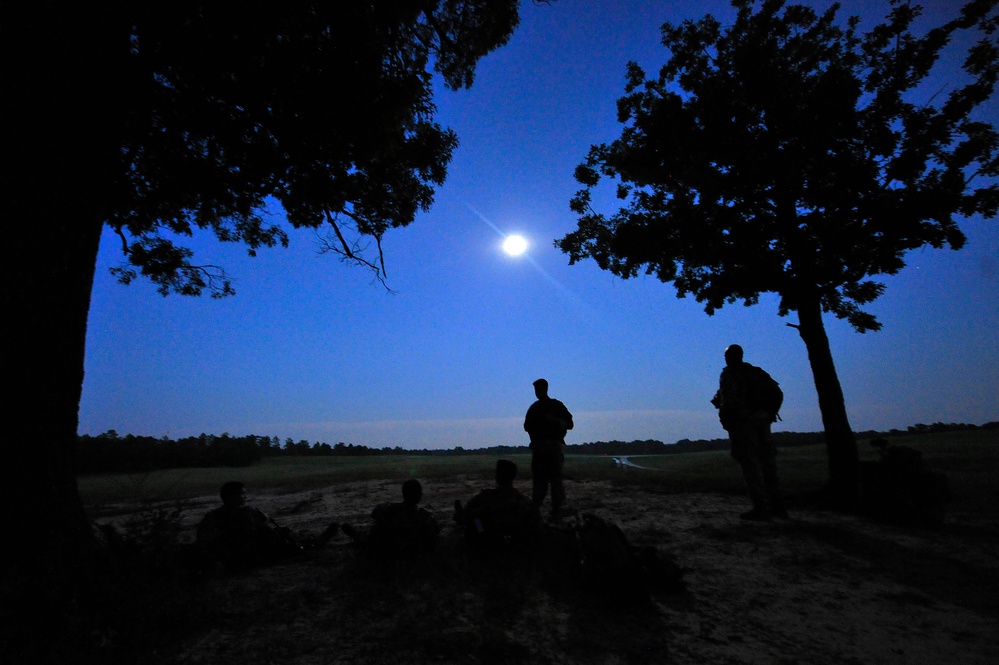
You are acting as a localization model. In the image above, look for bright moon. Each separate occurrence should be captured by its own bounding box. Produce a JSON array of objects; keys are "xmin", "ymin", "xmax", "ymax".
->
[{"xmin": 502, "ymin": 234, "xmax": 528, "ymax": 256}]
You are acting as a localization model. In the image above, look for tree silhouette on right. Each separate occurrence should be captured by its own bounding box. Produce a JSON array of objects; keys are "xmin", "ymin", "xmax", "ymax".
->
[{"xmin": 559, "ymin": 0, "xmax": 999, "ymax": 508}]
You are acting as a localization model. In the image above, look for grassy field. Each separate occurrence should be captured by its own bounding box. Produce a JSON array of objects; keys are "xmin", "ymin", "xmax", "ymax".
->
[{"xmin": 78, "ymin": 429, "xmax": 998, "ymax": 513}]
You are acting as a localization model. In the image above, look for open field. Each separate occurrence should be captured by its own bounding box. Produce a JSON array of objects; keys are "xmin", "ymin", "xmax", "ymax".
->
[
  {"xmin": 63, "ymin": 430, "xmax": 999, "ymax": 664},
  {"xmin": 80, "ymin": 429, "xmax": 999, "ymax": 514}
]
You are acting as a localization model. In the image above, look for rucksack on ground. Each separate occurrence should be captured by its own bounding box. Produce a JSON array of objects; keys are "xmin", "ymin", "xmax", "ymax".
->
[
  {"xmin": 860, "ymin": 439, "xmax": 951, "ymax": 525},
  {"xmin": 577, "ymin": 514, "xmax": 684, "ymax": 602}
]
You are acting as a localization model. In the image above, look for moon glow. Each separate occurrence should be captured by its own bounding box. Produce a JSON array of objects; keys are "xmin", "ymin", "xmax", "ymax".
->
[{"xmin": 502, "ymin": 234, "xmax": 528, "ymax": 256}]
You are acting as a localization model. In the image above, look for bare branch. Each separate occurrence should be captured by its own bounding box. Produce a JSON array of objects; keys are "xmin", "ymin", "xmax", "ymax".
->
[
  {"xmin": 180, "ymin": 264, "xmax": 235, "ymax": 298},
  {"xmin": 323, "ymin": 209, "xmax": 358, "ymax": 259},
  {"xmin": 319, "ymin": 209, "xmax": 395, "ymax": 292}
]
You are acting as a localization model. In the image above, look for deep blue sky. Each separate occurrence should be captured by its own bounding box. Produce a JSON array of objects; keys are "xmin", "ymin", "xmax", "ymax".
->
[{"xmin": 80, "ymin": 0, "xmax": 998, "ymax": 449}]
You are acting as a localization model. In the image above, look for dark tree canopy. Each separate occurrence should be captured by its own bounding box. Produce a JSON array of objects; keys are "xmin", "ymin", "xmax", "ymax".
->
[
  {"xmin": 561, "ymin": 0, "xmax": 998, "ymax": 333},
  {"xmin": 14, "ymin": 1, "xmax": 524, "ymax": 295},
  {"xmin": 558, "ymin": 0, "xmax": 998, "ymax": 504}
]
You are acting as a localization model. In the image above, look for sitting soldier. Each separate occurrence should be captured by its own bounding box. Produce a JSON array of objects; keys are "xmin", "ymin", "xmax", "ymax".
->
[
  {"xmin": 456, "ymin": 459, "xmax": 542, "ymax": 549},
  {"xmin": 196, "ymin": 481, "xmax": 337, "ymax": 571},
  {"xmin": 343, "ymin": 479, "xmax": 440, "ymax": 557}
]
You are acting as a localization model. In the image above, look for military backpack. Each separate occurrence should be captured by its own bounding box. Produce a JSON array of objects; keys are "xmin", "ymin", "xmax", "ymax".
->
[{"xmin": 745, "ymin": 363, "xmax": 783, "ymax": 422}]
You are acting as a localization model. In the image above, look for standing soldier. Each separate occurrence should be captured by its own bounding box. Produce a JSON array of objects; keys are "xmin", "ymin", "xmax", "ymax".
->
[
  {"xmin": 712, "ymin": 345, "xmax": 788, "ymax": 521},
  {"xmin": 524, "ymin": 378, "xmax": 574, "ymax": 519}
]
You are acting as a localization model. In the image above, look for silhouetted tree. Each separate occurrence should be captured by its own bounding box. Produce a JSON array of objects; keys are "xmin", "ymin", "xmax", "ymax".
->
[
  {"xmin": 559, "ymin": 0, "xmax": 998, "ymax": 507},
  {"xmin": 3, "ymin": 1, "xmax": 527, "ymax": 580}
]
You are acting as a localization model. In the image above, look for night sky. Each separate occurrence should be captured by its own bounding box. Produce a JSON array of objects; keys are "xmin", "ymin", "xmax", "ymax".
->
[{"xmin": 79, "ymin": 0, "xmax": 999, "ymax": 449}]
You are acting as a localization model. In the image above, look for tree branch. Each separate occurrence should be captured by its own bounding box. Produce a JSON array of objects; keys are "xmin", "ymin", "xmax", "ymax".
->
[
  {"xmin": 113, "ymin": 226, "xmax": 130, "ymax": 254},
  {"xmin": 319, "ymin": 209, "xmax": 394, "ymax": 291}
]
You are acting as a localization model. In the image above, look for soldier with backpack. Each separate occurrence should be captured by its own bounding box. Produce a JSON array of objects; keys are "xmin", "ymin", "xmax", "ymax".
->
[{"xmin": 711, "ymin": 344, "xmax": 788, "ymax": 521}]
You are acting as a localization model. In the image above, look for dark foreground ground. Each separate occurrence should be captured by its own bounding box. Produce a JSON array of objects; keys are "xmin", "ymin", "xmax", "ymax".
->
[{"xmin": 71, "ymin": 476, "xmax": 999, "ymax": 665}]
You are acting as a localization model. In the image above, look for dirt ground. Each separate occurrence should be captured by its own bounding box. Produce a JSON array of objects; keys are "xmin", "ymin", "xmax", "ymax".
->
[{"xmin": 95, "ymin": 477, "xmax": 999, "ymax": 665}]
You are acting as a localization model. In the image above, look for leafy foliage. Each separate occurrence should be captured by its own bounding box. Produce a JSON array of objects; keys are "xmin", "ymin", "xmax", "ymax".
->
[
  {"xmin": 560, "ymin": 0, "xmax": 999, "ymax": 332},
  {"xmin": 88, "ymin": 1, "xmax": 524, "ymax": 293}
]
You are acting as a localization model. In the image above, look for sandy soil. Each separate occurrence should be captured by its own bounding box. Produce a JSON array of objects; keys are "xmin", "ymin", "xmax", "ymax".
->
[{"xmin": 94, "ymin": 477, "xmax": 999, "ymax": 665}]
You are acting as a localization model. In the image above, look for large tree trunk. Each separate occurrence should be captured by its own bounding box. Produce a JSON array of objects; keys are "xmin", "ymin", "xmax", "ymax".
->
[
  {"xmin": 4, "ymin": 220, "xmax": 104, "ymax": 574},
  {"xmin": 2, "ymin": 5, "xmax": 126, "ymax": 582},
  {"xmin": 794, "ymin": 296, "xmax": 861, "ymax": 509}
]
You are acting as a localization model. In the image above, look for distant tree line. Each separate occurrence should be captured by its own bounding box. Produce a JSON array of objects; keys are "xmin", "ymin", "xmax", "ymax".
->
[
  {"xmin": 580, "ymin": 422, "xmax": 998, "ymax": 456},
  {"xmin": 77, "ymin": 421, "xmax": 997, "ymax": 474},
  {"xmin": 898, "ymin": 422, "xmax": 997, "ymax": 435},
  {"xmin": 75, "ymin": 431, "xmax": 536, "ymax": 473},
  {"xmin": 77, "ymin": 431, "xmax": 267, "ymax": 473},
  {"xmin": 568, "ymin": 432, "xmax": 829, "ymax": 456},
  {"xmin": 567, "ymin": 439, "xmax": 672, "ymax": 455}
]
